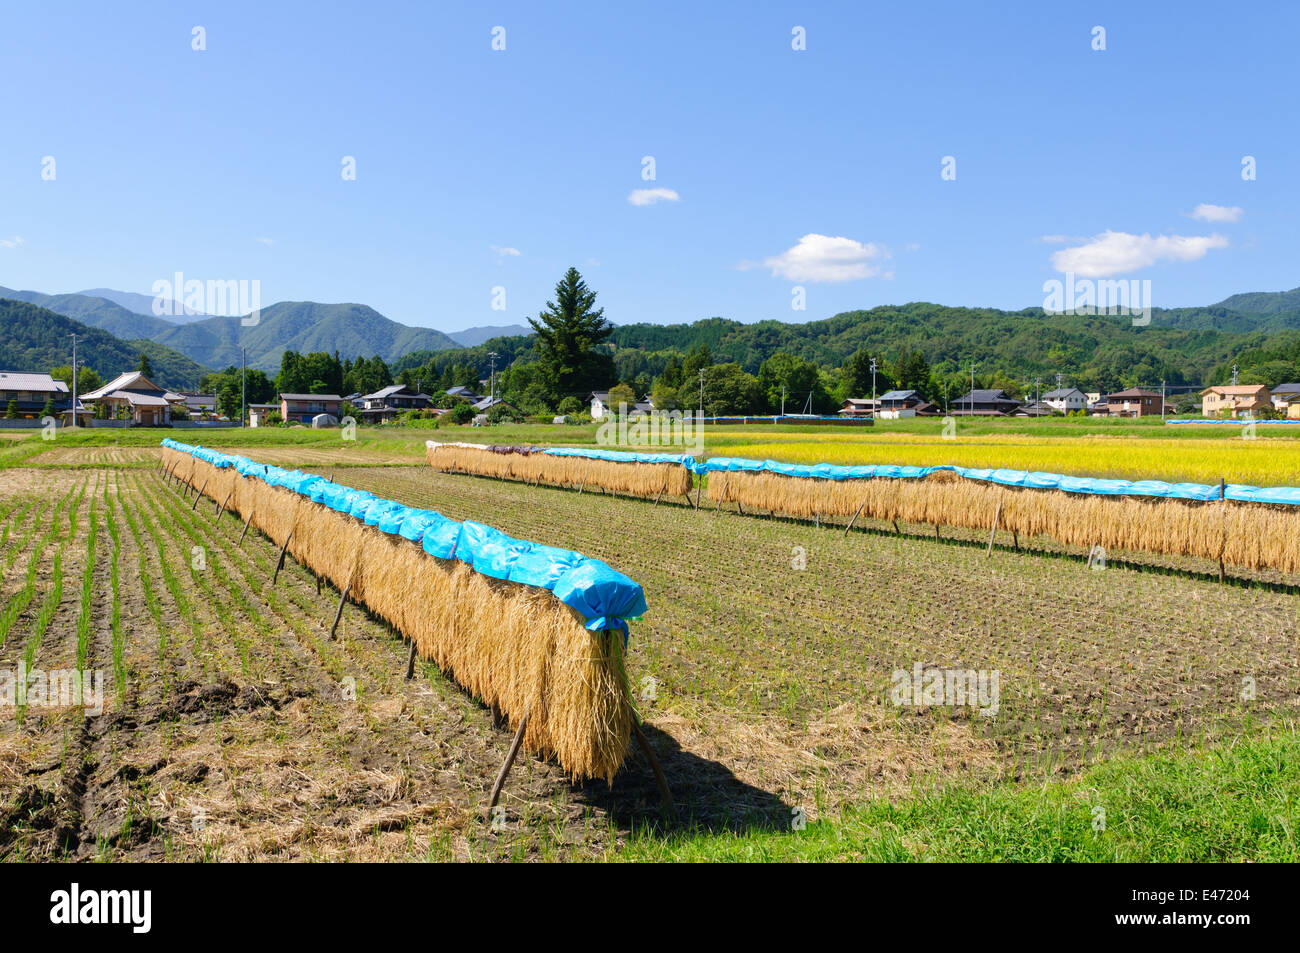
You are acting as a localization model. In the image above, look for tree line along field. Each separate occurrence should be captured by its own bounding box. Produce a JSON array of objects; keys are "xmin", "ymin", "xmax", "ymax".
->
[{"xmin": 0, "ymin": 427, "xmax": 1298, "ymax": 860}]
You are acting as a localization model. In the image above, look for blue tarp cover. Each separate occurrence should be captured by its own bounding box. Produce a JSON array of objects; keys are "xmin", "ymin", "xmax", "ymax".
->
[{"xmin": 163, "ymin": 439, "xmax": 648, "ymax": 633}]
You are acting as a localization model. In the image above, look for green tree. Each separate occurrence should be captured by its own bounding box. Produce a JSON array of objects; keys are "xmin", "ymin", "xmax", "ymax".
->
[
  {"xmin": 607, "ymin": 382, "xmax": 637, "ymax": 413},
  {"xmin": 50, "ymin": 365, "xmax": 103, "ymax": 396},
  {"xmin": 700, "ymin": 363, "xmax": 761, "ymax": 416},
  {"xmin": 137, "ymin": 353, "xmax": 154, "ymax": 378},
  {"xmin": 682, "ymin": 345, "xmax": 713, "ymax": 385},
  {"xmin": 529, "ymin": 267, "xmax": 616, "ymax": 403},
  {"xmin": 892, "ymin": 346, "xmax": 931, "ymax": 399},
  {"xmin": 658, "ymin": 355, "xmax": 684, "ymax": 389},
  {"xmin": 450, "ymin": 402, "xmax": 475, "ymax": 424},
  {"xmin": 757, "ymin": 352, "xmax": 833, "ymax": 413},
  {"xmin": 5, "ymin": 399, "xmax": 19, "ymax": 418}
]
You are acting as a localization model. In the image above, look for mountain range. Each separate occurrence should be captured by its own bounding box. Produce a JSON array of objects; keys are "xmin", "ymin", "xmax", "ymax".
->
[
  {"xmin": 0, "ymin": 299, "xmax": 212, "ymax": 389},
  {"xmin": 0, "ymin": 287, "xmax": 467, "ymax": 373},
  {"xmin": 5, "ymin": 283, "xmax": 1300, "ymax": 394}
]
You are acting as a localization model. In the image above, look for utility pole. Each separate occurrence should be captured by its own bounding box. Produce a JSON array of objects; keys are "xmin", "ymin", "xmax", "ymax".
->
[
  {"xmin": 1161, "ymin": 379, "xmax": 1166, "ymax": 420},
  {"xmin": 699, "ymin": 368, "xmax": 705, "ymax": 416},
  {"xmin": 1231, "ymin": 363, "xmax": 1239, "ymax": 386},
  {"xmin": 968, "ymin": 362, "xmax": 977, "ymax": 415},
  {"xmin": 1034, "ymin": 378, "xmax": 1041, "ymax": 415},
  {"xmin": 869, "ymin": 357, "xmax": 878, "ymax": 419},
  {"xmin": 1056, "ymin": 372, "xmax": 1063, "ymax": 391},
  {"xmin": 780, "ymin": 385, "xmax": 786, "ymax": 417},
  {"xmin": 488, "ymin": 351, "xmax": 498, "ymax": 401},
  {"xmin": 241, "ymin": 346, "xmax": 247, "ymax": 428},
  {"xmin": 68, "ymin": 333, "xmax": 78, "ymax": 429}
]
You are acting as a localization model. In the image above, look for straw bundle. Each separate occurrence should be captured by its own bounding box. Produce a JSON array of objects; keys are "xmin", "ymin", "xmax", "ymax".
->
[
  {"xmin": 709, "ymin": 469, "xmax": 1300, "ymax": 574},
  {"xmin": 426, "ymin": 444, "xmax": 691, "ymax": 499},
  {"xmin": 166, "ymin": 451, "xmax": 635, "ymax": 781}
]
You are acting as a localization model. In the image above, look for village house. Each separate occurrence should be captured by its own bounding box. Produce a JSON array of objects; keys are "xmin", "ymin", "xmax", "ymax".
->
[
  {"xmin": 1200, "ymin": 384, "xmax": 1271, "ymax": 418},
  {"xmin": 355, "ymin": 383, "xmax": 433, "ymax": 423},
  {"xmin": 1015, "ymin": 401, "xmax": 1056, "ymax": 417},
  {"xmin": 1041, "ymin": 387, "xmax": 1087, "ymax": 414},
  {"xmin": 874, "ymin": 390, "xmax": 925, "ymax": 419},
  {"xmin": 839, "ymin": 398, "xmax": 878, "ymax": 418},
  {"xmin": 446, "ymin": 385, "xmax": 483, "ymax": 404},
  {"xmin": 590, "ymin": 391, "xmax": 653, "ymax": 419},
  {"xmin": 81, "ymin": 371, "xmax": 172, "ymax": 425},
  {"xmin": 1268, "ymin": 383, "xmax": 1300, "ymax": 414},
  {"xmin": 279, "ymin": 393, "xmax": 343, "ymax": 424},
  {"xmin": 247, "ymin": 402, "xmax": 279, "ymax": 427},
  {"xmin": 164, "ymin": 391, "xmax": 218, "ymax": 420},
  {"xmin": 0, "ymin": 371, "xmax": 74, "ymax": 420},
  {"xmin": 949, "ymin": 389, "xmax": 1022, "ymax": 416},
  {"xmin": 1105, "ymin": 387, "xmax": 1168, "ymax": 418}
]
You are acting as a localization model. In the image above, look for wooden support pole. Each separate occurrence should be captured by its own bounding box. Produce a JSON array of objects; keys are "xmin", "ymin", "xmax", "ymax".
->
[
  {"xmin": 736, "ymin": 501, "xmax": 744, "ymax": 515},
  {"xmin": 488, "ymin": 710, "xmax": 530, "ymax": 810},
  {"xmin": 329, "ymin": 580, "xmax": 352, "ymax": 640},
  {"xmin": 272, "ymin": 529, "xmax": 294, "ymax": 584},
  {"xmin": 653, "ymin": 484, "xmax": 665, "ymax": 507},
  {"xmin": 892, "ymin": 519, "xmax": 901, "ymax": 535},
  {"xmin": 216, "ymin": 491, "xmax": 233, "ymax": 520},
  {"xmin": 1218, "ymin": 477, "xmax": 1226, "ymax": 583},
  {"xmin": 1011, "ymin": 530, "xmax": 1019, "ymax": 551},
  {"xmin": 632, "ymin": 719, "xmax": 674, "ymax": 814},
  {"xmin": 986, "ymin": 501, "xmax": 1002, "ymax": 558},
  {"xmin": 191, "ymin": 477, "xmax": 209, "ymax": 510},
  {"xmin": 238, "ymin": 510, "xmax": 254, "ymax": 546},
  {"xmin": 934, "ymin": 524, "xmax": 941, "ymax": 542},
  {"xmin": 577, "ymin": 475, "xmax": 587, "ymax": 495},
  {"xmin": 405, "ymin": 639, "xmax": 418, "ymax": 679},
  {"xmin": 844, "ymin": 502, "xmax": 865, "ymax": 536},
  {"xmin": 694, "ymin": 481, "xmax": 702, "ymax": 510},
  {"xmin": 316, "ymin": 573, "xmax": 322, "ymax": 595}
]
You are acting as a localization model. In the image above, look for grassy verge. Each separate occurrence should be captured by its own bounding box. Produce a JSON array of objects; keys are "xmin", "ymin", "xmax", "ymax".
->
[{"xmin": 615, "ymin": 728, "xmax": 1300, "ymax": 862}]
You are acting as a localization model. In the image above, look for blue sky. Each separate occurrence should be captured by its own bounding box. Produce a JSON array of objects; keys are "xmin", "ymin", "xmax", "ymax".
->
[{"xmin": 1, "ymin": 1, "xmax": 1295, "ymax": 332}]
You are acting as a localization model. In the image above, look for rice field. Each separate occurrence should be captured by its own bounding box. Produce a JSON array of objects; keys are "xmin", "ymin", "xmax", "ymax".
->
[
  {"xmin": 1, "ymin": 428, "xmax": 1297, "ymax": 862},
  {"xmin": 714, "ymin": 433, "xmax": 1300, "ymax": 486}
]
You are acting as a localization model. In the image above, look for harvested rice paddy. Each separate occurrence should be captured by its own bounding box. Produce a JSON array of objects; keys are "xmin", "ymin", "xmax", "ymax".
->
[{"xmin": 1, "ymin": 426, "xmax": 1297, "ymax": 862}]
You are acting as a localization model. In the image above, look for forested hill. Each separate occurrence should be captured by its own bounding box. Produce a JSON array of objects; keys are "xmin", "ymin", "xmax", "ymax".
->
[
  {"xmin": 394, "ymin": 299, "xmax": 1300, "ymax": 395},
  {"xmin": 0, "ymin": 299, "xmax": 211, "ymax": 390},
  {"xmin": 602, "ymin": 302, "xmax": 1300, "ymax": 391}
]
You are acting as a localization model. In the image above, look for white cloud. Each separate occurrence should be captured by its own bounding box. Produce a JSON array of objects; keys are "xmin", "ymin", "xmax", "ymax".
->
[
  {"xmin": 0, "ymin": 236, "xmax": 25, "ymax": 248},
  {"xmin": 744, "ymin": 233, "xmax": 892, "ymax": 283},
  {"xmin": 628, "ymin": 188, "xmax": 680, "ymax": 206},
  {"xmin": 1050, "ymin": 230, "xmax": 1228, "ymax": 277},
  {"xmin": 491, "ymin": 244, "xmax": 521, "ymax": 257},
  {"xmin": 1189, "ymin": 203, "xmax": 1243, "ymax": 223},
  {"xmin": 254, "ymin": 236, "xmax": 275, "ymax": 245}
]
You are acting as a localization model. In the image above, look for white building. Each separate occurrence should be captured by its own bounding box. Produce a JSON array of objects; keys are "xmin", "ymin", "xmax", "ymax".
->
[{"xmin": 1042, "ymin": 387, "xmax": 1087, "ymax": 414}]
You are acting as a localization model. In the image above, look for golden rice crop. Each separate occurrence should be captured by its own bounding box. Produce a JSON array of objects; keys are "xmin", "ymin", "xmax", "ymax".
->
[
  {"xmin": 426, "ymin": 444, "xmax": 691, "ymax": 499},
  {"xmin": 708, "ymin": 469, "xmax": 1300, "ymax": 574},
  {"xmin": 713, "ymin": 434, "xmax": 1300, "ymax": 486},
  {"xmin": 166, "ymin": 449, "xmax": 634, "ymax": 781}
]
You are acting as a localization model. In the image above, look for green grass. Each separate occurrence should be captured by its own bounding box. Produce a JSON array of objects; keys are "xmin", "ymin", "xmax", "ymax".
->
[{"xmin": 615, "ymin": 728, "xmax": 1300, "ymax": 862}]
